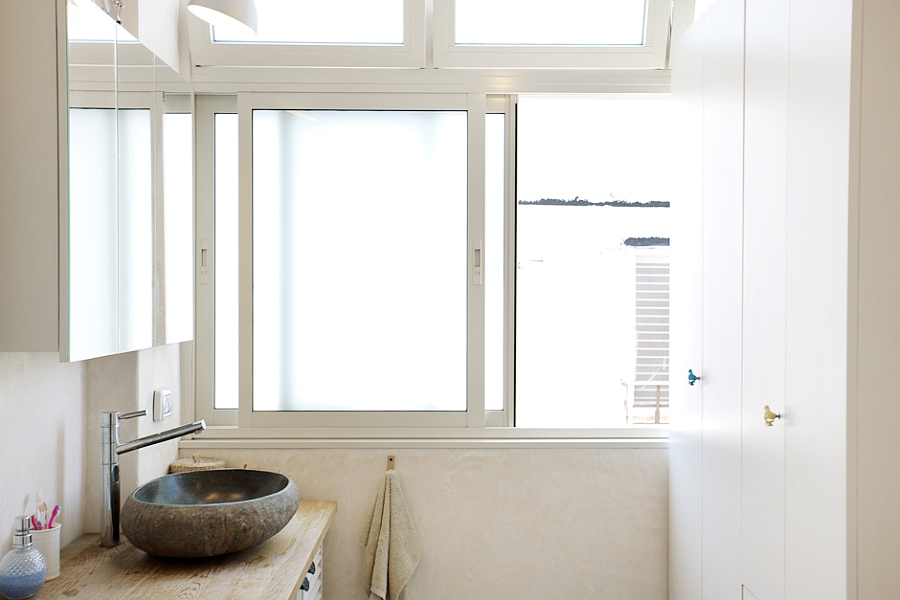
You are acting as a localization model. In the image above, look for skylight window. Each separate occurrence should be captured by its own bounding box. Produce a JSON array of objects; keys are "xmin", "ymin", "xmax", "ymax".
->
[
  {"xmin": 211, "ymin": 0, "xmax": 404, "ymax": 44},
  {"xmin": 454, "ymin": 0, "xmax": 648, "ymax": 46}
]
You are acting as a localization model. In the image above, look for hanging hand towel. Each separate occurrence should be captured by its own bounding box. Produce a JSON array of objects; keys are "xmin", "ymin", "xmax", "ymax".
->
[{"xmin": 360, "ymin": 470, "xmax": 421, "ymax": 600}]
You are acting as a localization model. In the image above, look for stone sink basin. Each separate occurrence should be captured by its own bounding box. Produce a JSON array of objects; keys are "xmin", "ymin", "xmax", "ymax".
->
[{"xmin": 121, "ymin": 469, "xmax": 300, "ymax": 558}]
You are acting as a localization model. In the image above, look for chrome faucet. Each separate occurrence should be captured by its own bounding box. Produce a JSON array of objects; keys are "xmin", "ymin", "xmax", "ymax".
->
[{"xmin": 100, "ymin": 410, "xmax": 206, "ymax": 547}]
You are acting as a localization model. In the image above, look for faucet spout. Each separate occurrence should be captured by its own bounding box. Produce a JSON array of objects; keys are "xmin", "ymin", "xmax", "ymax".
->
[
  {"xmin": 117, "ymin": 420, "xmax": 206, "ymax": 455},
  {"xmin": 100, "ymin": 411, "xmax": 206, "ymax": 547}
]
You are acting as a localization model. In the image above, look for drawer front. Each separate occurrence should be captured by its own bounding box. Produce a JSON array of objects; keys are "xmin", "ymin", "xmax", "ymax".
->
[{"xmin": 296, "ymin": 543, "xmax": 324, "ymax": 600}]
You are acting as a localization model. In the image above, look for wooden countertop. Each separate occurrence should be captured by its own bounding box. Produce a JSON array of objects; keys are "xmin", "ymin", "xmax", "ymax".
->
[{"xmin": 37, "ymin": 500, "xmax": 337, "ymax": 600}]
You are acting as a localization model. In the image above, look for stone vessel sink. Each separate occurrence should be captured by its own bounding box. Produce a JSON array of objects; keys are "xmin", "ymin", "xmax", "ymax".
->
[{"xmin": 121, "ymin": 469, "xmax": 300, "ymax": 558}]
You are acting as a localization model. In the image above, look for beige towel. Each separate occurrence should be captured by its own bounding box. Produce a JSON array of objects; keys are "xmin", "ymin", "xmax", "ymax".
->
[{"xmin": 360, "ymin": 470, "xmax": 421, "ymax": 600}]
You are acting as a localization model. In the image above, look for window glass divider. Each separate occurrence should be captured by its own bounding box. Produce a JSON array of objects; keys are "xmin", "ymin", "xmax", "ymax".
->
[
  {"xmin": 504, "ymin": 96, "xmax": 517, "ymax": 427},
  {"xmin": 237, "ymin": 92, "xmax": 254, "ymax": 429},
  {"xmin": 467, "ymin": 93, "xmax": 487, "ymax": 428},
  {"xmin": 194, "ymin": 94, "xmax": 238, "ymax": 427}
]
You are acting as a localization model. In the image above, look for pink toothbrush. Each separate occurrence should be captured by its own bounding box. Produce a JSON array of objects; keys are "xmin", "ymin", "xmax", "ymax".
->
[{"xmin": 47, "ymin": 505, "xmax": 60, "ymax": 529}]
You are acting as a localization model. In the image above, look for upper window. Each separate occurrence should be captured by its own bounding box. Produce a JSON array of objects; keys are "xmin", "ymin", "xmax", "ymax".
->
[
  {"xmin": 212, "ymin": 0, "xmax": 404, "ymax": 44},
  {"xmin": 187, "ymin": 0, "xmax": 672, "ymax": 70},
  {"xmin": 454, "ymin": 0, "xmax": 647, "ymax": 46},
  {"xmin": 187, "ymin": 0, "xmax": 424, "ymax": 68},
  {"xmin": 433, "ymin": 0, "xmax": 671, "ymax": 68}
]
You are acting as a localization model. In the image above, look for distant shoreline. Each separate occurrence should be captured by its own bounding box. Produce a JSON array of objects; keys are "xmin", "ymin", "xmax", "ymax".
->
[{"xmin": 518, "ymin": 198, "xmax": 670, "ymax": 208}]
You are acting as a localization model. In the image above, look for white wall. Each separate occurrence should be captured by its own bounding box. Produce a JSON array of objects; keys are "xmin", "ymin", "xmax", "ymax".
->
[
  {"xmin": 182, "ymin": 447, "xmax": 669, "ymax": 600},
  {"xmin": 0, "ymin": 353, "xmax": 86, "ymax": 554},
  {"xmin": 0, "ymin": 342, "xmax": 189, "ymax": 555}
]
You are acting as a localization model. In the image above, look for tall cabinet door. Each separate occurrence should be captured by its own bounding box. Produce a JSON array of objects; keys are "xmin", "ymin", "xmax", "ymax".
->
[
  {"xmin": 700, "ymin": 0, "xmax": 745, "ymax": 597},
  {"xmin": 669, "ymin": 17, "xmax": 705, "ymax": 600},
  {"xmin": 741, "ymin": 0, "xmax": 789, "ymax": 596},
  {"xmin": 784, "ymin": 0, "xmax": 853, "ymax": 596},
  {"xmin": 670, "ymin": 1, "xmax": 745, "ymax": 597}
]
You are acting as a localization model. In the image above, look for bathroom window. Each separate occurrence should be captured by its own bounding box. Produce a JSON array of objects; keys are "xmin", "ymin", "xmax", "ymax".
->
[
  {"xmin": 252, "ymin": 108, "xmax": 468, "ymax": 415},
  {"xmin": 515, "ymin": 95, "xmax": 673, "ymax": 428},
  {"xmin": 195, "ymin": 93, "xmax": 673, "ymax": 436}
]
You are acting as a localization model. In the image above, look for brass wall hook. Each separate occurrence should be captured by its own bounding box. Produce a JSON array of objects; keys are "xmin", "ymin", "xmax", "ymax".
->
[{"xmin": 764, "ymin": 405, "xmax": 782, "ymax": 426}]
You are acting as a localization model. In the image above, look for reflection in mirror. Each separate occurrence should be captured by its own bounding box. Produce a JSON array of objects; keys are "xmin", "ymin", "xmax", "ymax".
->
[
  {"xmin": 67, "ymin": 0, "xmax": 118, "ymax": 361},
  {"xmin": 66, "ymin": 0, "xmax": 194, "ymax": 361},
  {"xmin": 160, "ymin": 94, "xmax": 194, "ymax": 345},
  {"xmin": 117, "ymin": 28, "xmax": 154, "ymax": 353},
  {"xmin": 155, "ymin": 53, "xmax": 194, "ymax": 346},
  {"xmin": 68, "ymin": 107, "xmax": 118, "ymax": 359}
]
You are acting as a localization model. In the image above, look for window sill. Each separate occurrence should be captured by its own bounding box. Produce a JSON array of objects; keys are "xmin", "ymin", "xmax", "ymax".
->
[{"xmin": 179, "ymin": 427, "xmax": 669, "ymax": 450}]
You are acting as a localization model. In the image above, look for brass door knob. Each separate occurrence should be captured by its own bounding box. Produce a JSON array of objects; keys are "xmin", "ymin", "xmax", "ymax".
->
[{"xmin": 764, "ymin": 405, "xmax": 782, "ymax": 426}]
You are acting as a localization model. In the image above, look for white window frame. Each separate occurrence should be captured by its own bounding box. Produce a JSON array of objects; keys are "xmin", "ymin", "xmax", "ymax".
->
[
  {"xmin": 432, "ymin": 0, "xmax": 672, "ymax": 69},
  {"xmin": 186, "ymin": 0, "xmax": 426, "ymax": 68},
  {"xmin": 195, "ymin": 94, "xmax": 238, "ymax": 427},
  {"xmin": 195, "ymin": 92, "xmax": 507, "ymax": 431},
  {"xmin": 194, "ymin": 91, "xmax": 670, "ymax": 440}
]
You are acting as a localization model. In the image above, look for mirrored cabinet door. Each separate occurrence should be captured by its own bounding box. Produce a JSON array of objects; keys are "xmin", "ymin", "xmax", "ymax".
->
[
  {"xmin": 116, "ymin": 32, "xmax": 155, "ymax": 354},
  {"xmin": 66, "ymin": 0, "xmax": 119, "ymax": 360},
  {"xmin": 64, "ymin": 0, "xmax": 193, "ymax": 362}
]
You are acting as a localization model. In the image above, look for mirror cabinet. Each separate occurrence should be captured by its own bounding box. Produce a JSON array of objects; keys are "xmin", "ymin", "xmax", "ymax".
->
[{"xmin": 63, "ymin": 0, "xmax": 193, "ymax": 361}]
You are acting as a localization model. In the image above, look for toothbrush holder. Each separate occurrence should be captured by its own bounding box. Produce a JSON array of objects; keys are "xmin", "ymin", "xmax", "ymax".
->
[{"xmin": 30, "ymin": 524, "xmax": 60, "ymax": 580}]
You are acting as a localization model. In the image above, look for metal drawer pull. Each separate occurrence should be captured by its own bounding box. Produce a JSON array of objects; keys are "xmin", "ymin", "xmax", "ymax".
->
[{"xmin": 308, "ymin": 561, "xmax": 315, "ymax": 575}]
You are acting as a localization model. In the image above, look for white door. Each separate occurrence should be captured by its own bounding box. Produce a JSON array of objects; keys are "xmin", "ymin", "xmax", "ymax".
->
[
  {"xmin": 669, "ymin": 15, "xmax": 705, "ymax": 600},
  {"xmin": 670, "ymin": 1, "xmax": 745, "ymax": 597},
  {"xmin": 740, "ymin": 0, "xmax": 789, "ymax": 597},
  {"xmin": 699, "ymin": 0, "xmax": 745, "ymax": 597}
]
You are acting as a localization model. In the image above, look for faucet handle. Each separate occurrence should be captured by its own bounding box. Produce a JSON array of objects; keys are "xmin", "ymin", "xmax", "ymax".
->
[{"xmin": 118, "ymin": 410, "xmax": 147, "ymax": 421}]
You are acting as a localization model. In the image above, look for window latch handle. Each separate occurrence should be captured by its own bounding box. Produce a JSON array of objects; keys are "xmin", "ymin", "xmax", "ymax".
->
[
  {"xmin": 200, "ymin": 239, "xmax": 209, "ymax": 285},
  {"xmin": 473, "ymin": 241, "xmax": 483, "ymax": 285}
]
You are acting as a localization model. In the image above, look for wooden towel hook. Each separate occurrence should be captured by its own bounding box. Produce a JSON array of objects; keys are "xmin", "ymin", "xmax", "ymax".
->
[{"xmin": 387, "ymin": 455, "xmax": 395, "ymax": 471}]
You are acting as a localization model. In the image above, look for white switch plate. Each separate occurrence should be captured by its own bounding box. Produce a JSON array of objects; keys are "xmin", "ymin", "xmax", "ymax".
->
[{"xmin": 153, "ymin": 389, "xmax": 173, "ymax": 422}]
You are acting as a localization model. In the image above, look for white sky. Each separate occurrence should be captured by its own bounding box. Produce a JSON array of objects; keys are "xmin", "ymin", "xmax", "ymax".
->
[{"xmin": 517, "ymin": 95, "xmax": 675, "ymax": 205}]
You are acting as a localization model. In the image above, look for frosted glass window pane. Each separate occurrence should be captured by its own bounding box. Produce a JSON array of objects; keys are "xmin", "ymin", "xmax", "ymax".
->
[
  {"xmin": 215, "ymin": 114, "xmax": 240, "ymax": 410},
  {"xmin": 163, "ymin": 113, "xmax": 194, "ymax": 344},
  {"xmin": 253, "ymin": 110, "xmax": 467, "ymax": 412},
  {"xmin": 515, "ymin": 96, "xmax": 673, "ymax": 428},
  {"xmin": 213, "ymin": 0, "xmax": 403, "ymax": 44},
  {"xmin": 485, "ymin": 114, "xmax": 505, "ymax": 411},
  {"xmin": 455, "ymin": 0, "xmax": 647, "ymax": 46},
  {"xmin": 68, "ymin": 108, "xmax": 118, "ymax": 360},
  {"xmin": 117, "ymin": 108, "xmax": 154, "ymax": 352}
]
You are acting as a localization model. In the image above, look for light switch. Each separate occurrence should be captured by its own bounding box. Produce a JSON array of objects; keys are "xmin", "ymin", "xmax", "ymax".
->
[{"xmin": 153, "ymin": 389, "xmax": 173, "ymax": 422}]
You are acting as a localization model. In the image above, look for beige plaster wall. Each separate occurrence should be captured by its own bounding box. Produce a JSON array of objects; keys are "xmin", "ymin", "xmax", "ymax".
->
[
  {"xmin": 189, "ymin": 447, "xmax": 668, "ymax": 600},
  {"xmin": 0, "ymin": 353, "xmax": 86, "ymax": 554},
  {"xmin": 84, "ymin": 342, "xmax": 190, "ymax": 532}
]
